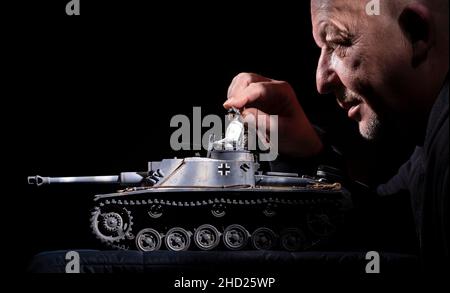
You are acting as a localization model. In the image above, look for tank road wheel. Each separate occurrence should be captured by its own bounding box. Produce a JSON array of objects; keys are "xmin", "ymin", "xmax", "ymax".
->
[
  {"xmin": 251, "ymin": 227, "xmax": 277, "ymax": 250},
  {"xmin": 90, "ymin": 207, "xmax": 133, "ymax": 243},
  {"xmin": 280, "ymin": 228, "xmax": 305, "ymax": 251},
  {"xmin": 135, "ymin": 228, "xmax": 162, "ymax": 252},
  {"xmin": 165, "ymin": 227, "xmax": 191, "ymax": 251},
  {"xmin": 223, "ymin": 224, "xmax": 249, "ymax": 250},
  {"xmin": 194, "ymin": 224, "xmax": 220, "ymax": 250}
]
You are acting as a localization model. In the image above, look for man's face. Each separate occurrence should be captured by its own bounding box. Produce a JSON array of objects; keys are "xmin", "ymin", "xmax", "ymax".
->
[{"xmin": 311, "ymin": 0, "xmax": 413, "ymax": 139}]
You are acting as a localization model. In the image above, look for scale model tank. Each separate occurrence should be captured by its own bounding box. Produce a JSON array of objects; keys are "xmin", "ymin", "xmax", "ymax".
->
[{"xmin": 28, "ymin": 109, "xmax": 351, "ymax": 252}]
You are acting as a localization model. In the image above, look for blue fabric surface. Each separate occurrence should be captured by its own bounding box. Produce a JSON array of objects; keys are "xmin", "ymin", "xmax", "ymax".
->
[{"xmin": 28, "ymin": 250, "xmax": 419, "ymax": 274}]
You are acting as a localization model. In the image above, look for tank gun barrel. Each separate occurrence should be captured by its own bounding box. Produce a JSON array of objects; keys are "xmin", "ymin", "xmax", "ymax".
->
[{"xmin": 28, "ymin": 172, "xmax": 145, "ymax": 187}]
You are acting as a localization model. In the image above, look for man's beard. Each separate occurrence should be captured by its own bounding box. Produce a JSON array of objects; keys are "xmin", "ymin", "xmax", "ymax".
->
[
  {"xmin": 341, "ymin": 89, "xmax": 384, "ymax": 141},
  {"xmin": 359, "ymin": 109, "xmax": 382, "ymax": 140}
]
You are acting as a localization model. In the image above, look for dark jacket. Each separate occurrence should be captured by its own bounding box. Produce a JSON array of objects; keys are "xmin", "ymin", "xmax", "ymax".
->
[{"xmin": 378, "ymin": 77, "xmax": 449, "ymax": 270}]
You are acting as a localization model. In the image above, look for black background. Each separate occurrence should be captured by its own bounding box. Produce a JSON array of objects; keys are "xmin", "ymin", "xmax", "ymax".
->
[{"xmin": 5, "ymin": 0, "xmax": 417, "ymax": 273}]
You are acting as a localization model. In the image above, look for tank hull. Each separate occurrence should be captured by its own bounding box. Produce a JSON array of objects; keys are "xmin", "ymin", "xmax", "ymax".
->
[{"xmin": 90, "ymin": 185, "xmax": 351, "ymax": 252}]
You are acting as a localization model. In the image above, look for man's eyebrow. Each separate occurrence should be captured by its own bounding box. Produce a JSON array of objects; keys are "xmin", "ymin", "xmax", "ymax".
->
[{"xmin": 320, "ymin": 23, "xmax": 352, "ymax": 42}]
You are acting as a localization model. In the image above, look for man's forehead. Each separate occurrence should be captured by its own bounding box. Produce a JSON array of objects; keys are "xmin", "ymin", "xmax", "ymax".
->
[
  {"xmin": 311, "ymin": 0, "xmax": 369, "ymax": 45},
  {"xmin": 310, "ymin": 0, "xmax": 370, "ymax": 38},
  {"xmin": 311, "ymin": 0, "xmax": 365, "ymax": 18}
]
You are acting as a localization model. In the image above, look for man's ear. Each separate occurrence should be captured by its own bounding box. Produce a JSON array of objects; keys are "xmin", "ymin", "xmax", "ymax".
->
[{"xmin": 398, "ymin": 2, "xmax": 435, "ymax": 67}]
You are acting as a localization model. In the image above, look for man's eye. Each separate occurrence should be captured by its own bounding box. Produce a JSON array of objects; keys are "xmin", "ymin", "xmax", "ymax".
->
[
  {"xmin": 332, "ymin": 37, "xmax": 352, "ymax": 46},
  {"xmin": 327, "ymin": 40, "xmax": 351, "ymax": 57},
  {"xmin": 334, "ymin": 45, "xmax": 348, "ymax": 57}
]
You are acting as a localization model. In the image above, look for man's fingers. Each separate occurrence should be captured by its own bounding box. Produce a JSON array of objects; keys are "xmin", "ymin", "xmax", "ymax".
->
[
  {"xmin": 225, "ymin": 81, "xmax": 294, "ymax": 115},
  {"xmin": 224, "ymin": 94, "xmax": 249, "ymax": 109},
  {"xmin": 241, "ymin": 108, "xmax": 274, "ymax": 150},
  {"xmin": 227, "ymin": 72, "xmax": 272, "ymax": 100},
  {"xmin": 241, "ymin": 108, "xmax": 270, "ymax": 130}
]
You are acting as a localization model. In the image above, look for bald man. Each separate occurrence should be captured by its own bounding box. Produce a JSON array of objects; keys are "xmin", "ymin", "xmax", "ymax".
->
[{"xmin": 224, "ymin": 0, "xmax": 448, "ymax": 272}]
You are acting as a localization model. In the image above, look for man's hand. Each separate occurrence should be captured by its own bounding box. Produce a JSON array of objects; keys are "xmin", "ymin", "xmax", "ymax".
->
[{"xmin": 224, "ymin": 73, "xmax": 323, "ymax": 158}]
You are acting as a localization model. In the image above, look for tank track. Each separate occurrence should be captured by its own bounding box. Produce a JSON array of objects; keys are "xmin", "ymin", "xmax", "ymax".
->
[{"xmin": 90, "ymin": 185, "xmax": 350, "ymax": 252}]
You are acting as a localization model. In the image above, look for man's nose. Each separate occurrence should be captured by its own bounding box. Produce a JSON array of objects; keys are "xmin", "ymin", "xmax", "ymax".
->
[{"xmin": 316, "ymin": 49, "xmax": 341, "ymax": 94}]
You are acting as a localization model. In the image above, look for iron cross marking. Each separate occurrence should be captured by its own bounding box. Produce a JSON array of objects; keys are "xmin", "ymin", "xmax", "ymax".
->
[{"xmin": 218, "ymin": 163, "xmax": 231, "ymax": 176}]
